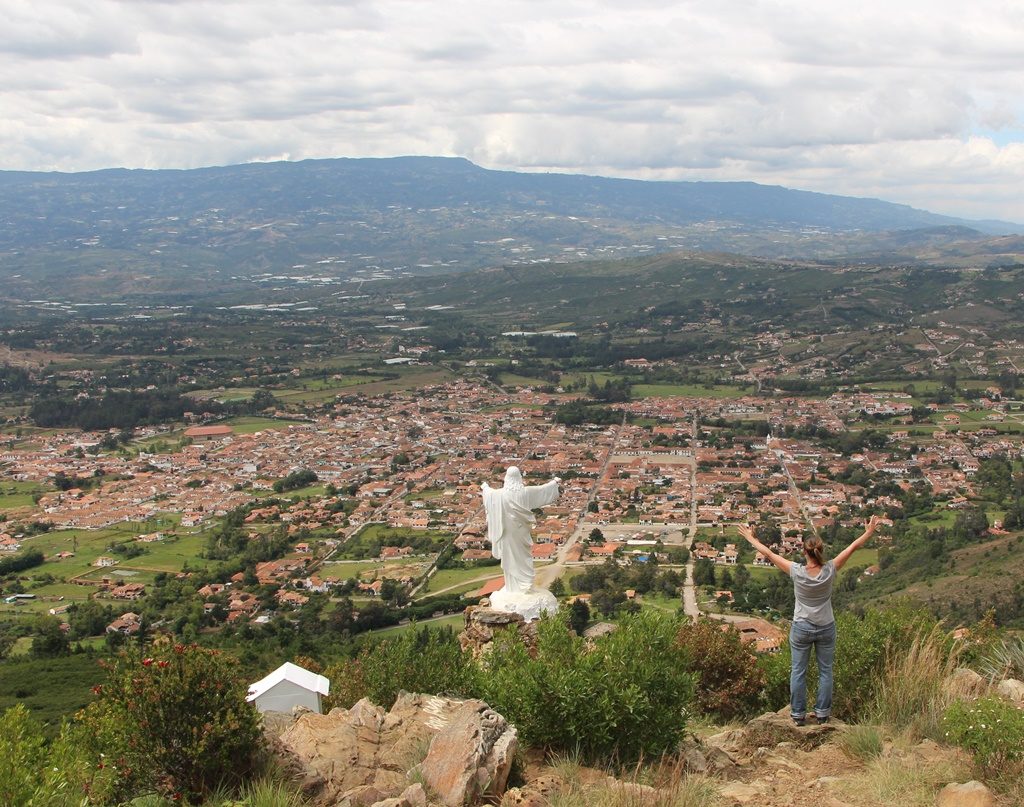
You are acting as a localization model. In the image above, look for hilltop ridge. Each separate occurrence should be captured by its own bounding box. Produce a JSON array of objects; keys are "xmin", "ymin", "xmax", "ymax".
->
[{"xmin": 0, "ymin": 156, "xmax": 1019, "ymax": 301}]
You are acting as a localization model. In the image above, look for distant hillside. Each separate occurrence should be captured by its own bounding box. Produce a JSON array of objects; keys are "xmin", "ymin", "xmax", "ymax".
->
[
  {"xmin": 396, "ymin": 250, "xmax": 1024, "ymax": 334},
  {"xmin": 0, "ymin": 157, "xmax": 1019, "ymax": 301}
]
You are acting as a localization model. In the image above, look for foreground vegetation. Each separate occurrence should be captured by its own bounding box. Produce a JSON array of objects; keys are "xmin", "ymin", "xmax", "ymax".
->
[{"xmin": 8, "ymin": 601, "xmax": 1021, "ymax": 806}]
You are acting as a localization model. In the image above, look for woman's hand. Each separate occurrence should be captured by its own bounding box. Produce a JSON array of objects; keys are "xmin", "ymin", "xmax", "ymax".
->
[
  {"xmin": 864, "ymin": 514, "xmax": 884, "ymax": 535},
  {"xmin": 737, "ymin": 524, "xmax": 757, "ymax": 544}
]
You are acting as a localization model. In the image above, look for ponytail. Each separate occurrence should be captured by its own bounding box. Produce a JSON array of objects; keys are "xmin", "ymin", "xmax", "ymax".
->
[{"xmin": 803, "ymin": 536, "xmax": 825, "ymax": 565}]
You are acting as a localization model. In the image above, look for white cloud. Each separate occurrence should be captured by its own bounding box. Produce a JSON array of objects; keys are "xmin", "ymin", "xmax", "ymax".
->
[{"xmin": 1, "ymin": 0, "xmax": 1022, "ymax": 222}]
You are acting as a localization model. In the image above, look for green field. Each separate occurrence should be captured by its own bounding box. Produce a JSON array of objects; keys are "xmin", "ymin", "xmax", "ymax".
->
[
  {"xmin": 0, "ymin": 521, "xmax": 209, "ymax": 618},
  {"xmin": 369, "ymin": 612, "xmax": 466, "ymax": 636},
  {"xmin": 224, "ymin": 416, "xmax": 306, "ymax": 433},
  {"xmin": 404, "ymin": 487, "xmax": 446, "ymax": 503},
  {"xmin": 423, "ymin": 565, "xmax": 504, "ymax": 595},
  {"xmin": 498, "ymin": 373, "xmax": 552, "ymax": 388},
  {"xmin": 0, "ymin": 480, "xmax": 51, "ymax": 509},
  {"xmin": 0, "ymin": 654, "xmax": 108, "ymax": 732},
  {"xmin": 335, "ymin": 368, "xmax": 455, "ymax": 397},
  {"xmin": 862, "ymin": 380, "xmax": 943, "ymax": 393},
  {"xmin": 271, "ymin": 375, "xmax": 387, "ymax": 404},
  {"xmin": 632, "ymin": 383, "xmax": 746, "ymax": 399},
  {"xmin": 637, "ymin": 591, "xmax": 683, "ymax": 613}
]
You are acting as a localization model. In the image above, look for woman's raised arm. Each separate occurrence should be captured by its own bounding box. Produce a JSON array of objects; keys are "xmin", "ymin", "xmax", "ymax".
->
[
  {"xmin": 737, "ymin": 524, "xmax": 792, "ymax": 575},
  {"xmin": 833, "ymin": 515, "xmax": 883, "ymax": 571}
]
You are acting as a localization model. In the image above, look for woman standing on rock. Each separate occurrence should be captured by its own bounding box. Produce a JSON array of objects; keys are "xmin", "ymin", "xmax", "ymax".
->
[{"xmin": 737, "ymin": 515, "xmax": 883, "ymax": 726}]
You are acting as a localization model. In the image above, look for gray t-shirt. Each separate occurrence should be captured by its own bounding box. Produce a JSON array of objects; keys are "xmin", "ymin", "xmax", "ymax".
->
[{"xmin": 790, "ymin": 560, "xmax": 835, "ymax": 626}]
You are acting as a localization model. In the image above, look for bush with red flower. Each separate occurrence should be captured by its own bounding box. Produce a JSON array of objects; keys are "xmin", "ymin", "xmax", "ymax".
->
[{"xmin": 77, "ymin": 642, "xmax": 265, "ymax": 803}]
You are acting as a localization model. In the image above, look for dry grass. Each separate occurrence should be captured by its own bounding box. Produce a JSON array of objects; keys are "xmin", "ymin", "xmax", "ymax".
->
[
  {"xmin": 834, "ymin": 753, "xmax": 970, "ymax": 807},
  {"xmin": 544, "ymin": 753, "xmax": 720, "ymax": 807},
  {"xmin": 871, "ymin": 625, "xmax": 967, "ymax": 739},
  {"xmin": 546, "ymin": 776, "xmax": 721, "ymax": 807}
]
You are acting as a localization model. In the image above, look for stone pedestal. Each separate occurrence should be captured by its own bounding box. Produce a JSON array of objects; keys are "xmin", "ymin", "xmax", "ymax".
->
[
  {"xmin": 488, "ymin": 587, "xmax": 558, "ymax": 622},
  {"xmin": 459, "ymin": 606, "xmax": 540, "ymax": 658}
]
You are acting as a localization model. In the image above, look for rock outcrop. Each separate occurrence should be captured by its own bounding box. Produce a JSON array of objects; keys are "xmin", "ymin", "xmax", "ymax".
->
[
  {"xmin": 936, "ymin": 780, "xmax": 995, "ymax": 807},
  {"xmin": 275, "ymin": 692, "xmax": 518, "ymax": 807},
  {"xmin": 458, "ymin": 605, "xmax": 539, "ymax": 658},
  {"xmin": 705, "ymin": 707, "xmax": 841, "ymax": 760}
]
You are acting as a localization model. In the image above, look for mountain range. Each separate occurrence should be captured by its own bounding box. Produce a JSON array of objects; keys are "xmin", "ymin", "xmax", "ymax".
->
[{"xmin": 0, "ymin": 156, "xmax": 1020, "ymax": 301}]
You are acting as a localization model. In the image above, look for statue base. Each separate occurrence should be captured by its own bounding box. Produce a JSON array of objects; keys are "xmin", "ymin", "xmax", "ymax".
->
[{"xmin": 488, "ymin": 587, "xmax": 558, "ymax": 622}]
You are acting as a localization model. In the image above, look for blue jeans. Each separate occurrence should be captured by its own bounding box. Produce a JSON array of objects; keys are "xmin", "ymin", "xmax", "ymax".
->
[{"xmin": 789, "ymin": 619, "xmax": 836, "ymax": 720}]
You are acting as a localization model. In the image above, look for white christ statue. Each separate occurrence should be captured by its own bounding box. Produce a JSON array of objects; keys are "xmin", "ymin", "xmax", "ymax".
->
[{"xmin": 481, "ymin": 466, "xmax": 560, "ymax": 620}]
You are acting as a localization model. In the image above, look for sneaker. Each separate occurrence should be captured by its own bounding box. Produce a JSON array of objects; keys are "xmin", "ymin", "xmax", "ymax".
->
[
  {"xmin": 815, "ymin": 715, "xmax": 830, "ymax": 724},
  {"xmin": 792, "ymin": 716, "xmax": 806, "ymax": 727}
]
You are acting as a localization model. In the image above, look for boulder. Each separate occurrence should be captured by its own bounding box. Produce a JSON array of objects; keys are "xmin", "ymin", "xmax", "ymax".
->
[
  {"xmin": 499, "ymin": 788, "xmax": 548, "ymax": 807},
  {"xmin": 679, "ymin": 733, "xmax": 741, "ymax": 776},
  {"xmin": 277, "ymin": 693, "xmax": 518, "ymax": 807},
  {"xmin": 946, "ymin": 668, "xmax": 988, "ymax": 699},
  {"xmin": 370, "ymin": 783, "xmax": 428, "ymax": 807},
  {"xmin": 719, "ymin": 781, "xmax": 766, "ymax": 804},
  {"xmin": 709, "ymin": 709, "xmax": 840, "ymax": 757},
  {"xmin": 416, "ymin": 697, "xmax": 519, "ymax": 805},
  {"xmin": 996, "ymin": 677, "xmax": 1024, "ymax": 703},
  {"xmin": 261, "ymin": 709, "xmax": 302, "ymax": 739},
  {"xmin": 499, "ymin": 773, "xmax": 564, "ymax": 806},
  {"xmin": 936, "ymin": 780, "xmax": 995, "ymax": 807}
]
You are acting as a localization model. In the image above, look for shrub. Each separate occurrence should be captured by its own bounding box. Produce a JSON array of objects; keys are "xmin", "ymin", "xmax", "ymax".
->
[
  {"xmin": 0, "ymin": 704, "xmax": 45, "ymax": 807},
  {"xmin": 871, "ymin": 624, "xmax": 959, "ymax": 737},
  {"xmin": 943, "ymin": 697, "xmax": 1024, "ymax": 775},
  {"xmin": 0, "ymin": 704, "xmax": 119, "ymax": 806},
  {"xmin": 323, "ymin": 626, "xmax": 477, "ymax": 711},
  {"xmin": 479, "ymin": 611, "xmax": 695, "ymax": 764},
  {"xmin": 976, "ymin": 635, "xmax": 1024, "ymax": 682},
  {"xmin": 760, "ymin": 606, "xmax": 939, "ymax": 721},
  {"xmin": 77, "ymin": 643, "xmax": 265, "ymax": 803},
  {"xmin": 674, "ymin": 619, "xmax": 764, "ymax": 720}
]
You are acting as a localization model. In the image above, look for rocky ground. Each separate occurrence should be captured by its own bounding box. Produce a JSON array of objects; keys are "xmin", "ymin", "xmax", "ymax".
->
[{"xmin": 264, "ymin": 697, "xmax": 1018, "ymax": 807}]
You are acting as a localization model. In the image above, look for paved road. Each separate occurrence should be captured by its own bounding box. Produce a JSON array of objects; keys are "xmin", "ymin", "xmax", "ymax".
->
[
  {"xmin": 774, "ymin": 447, "xmax": 819, "ymax": 538},
  {"xmin": 681, "ymin": 556, "xmax": 700, "ymax": 621}
]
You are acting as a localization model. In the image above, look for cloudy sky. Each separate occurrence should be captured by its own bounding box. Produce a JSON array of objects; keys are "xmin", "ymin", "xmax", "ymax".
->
[{"xmin": 4, "ymin": 0, "xmax": 1023, "ymax": 222}]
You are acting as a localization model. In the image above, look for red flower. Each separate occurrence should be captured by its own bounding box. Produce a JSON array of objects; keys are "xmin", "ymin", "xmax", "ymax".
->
[
  {"xmin": 158, "ymin": 660, "xmax": 169, "ymax": 668},
  {"xmin": 142, "ymin": 658, "xmax": 154, "ymax": 666},
  {"xmin": 91, "ymin": 685, "xmax": 103, "ymax": 695}
]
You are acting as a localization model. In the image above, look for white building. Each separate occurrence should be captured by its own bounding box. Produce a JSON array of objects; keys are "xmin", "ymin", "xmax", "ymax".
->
[{"xmin": 246, "ymin": 662, "xmax": 330, "ymax": 714}]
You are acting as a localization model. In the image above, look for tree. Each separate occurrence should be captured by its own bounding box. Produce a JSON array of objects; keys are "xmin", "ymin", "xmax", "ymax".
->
[
  {"xmin": 567, "ymin": 599, "xmax": 590, "ymax": 635},
  {"xmin": 591, "ymin": 588, "xmax": 625, "ymax": 617},
  {"xmin": 693, "ymin": 558, "xmax": 716, "ymax": 586},
  {"xmin": 250, "ymin": 389, "xmax": 277, "ymax": 411},
  {"xmin": 30, "ymin": 615, "xmax": 69, "ymax": 658}
]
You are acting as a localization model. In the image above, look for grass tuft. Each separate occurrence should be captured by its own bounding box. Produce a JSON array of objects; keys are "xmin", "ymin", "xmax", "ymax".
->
[
  {"xmin": 838, "ymin": 724, "xmax": 884, "ymax": 762},
  {"xmin": 870, "ymin": 625, "xmax": 962, "ymax": 739}
]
